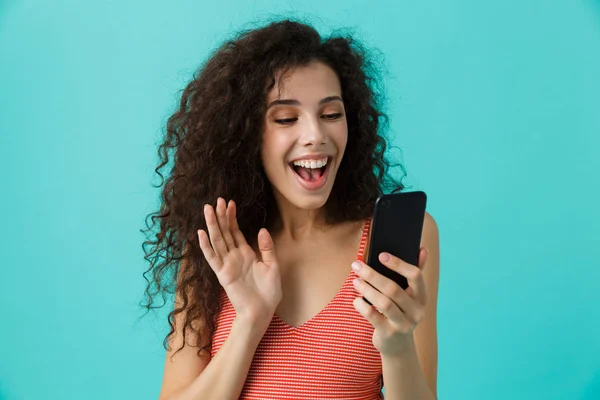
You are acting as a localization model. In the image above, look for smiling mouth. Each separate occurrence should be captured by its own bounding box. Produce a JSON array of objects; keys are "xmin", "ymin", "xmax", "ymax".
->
[{"xmin": 288, "ymin": 157, "xmax": 331, "ymax": 182}]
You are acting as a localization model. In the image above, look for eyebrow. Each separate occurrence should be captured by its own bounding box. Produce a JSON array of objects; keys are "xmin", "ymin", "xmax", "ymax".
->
[{"xmin": 266, "ymin": 95, "xmax": 344, "ymax": 110}]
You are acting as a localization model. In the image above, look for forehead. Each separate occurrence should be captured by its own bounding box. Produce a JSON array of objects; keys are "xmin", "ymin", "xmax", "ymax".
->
[{"xmin": 267, "ymin": 61, "xmax": 342, "ymax": 102}]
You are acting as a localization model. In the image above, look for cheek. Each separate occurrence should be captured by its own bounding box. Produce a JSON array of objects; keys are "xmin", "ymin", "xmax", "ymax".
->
[
  {"xmin": 334, "ymin": 122, "xmax": 349, "ymax": 153},
  {"xmin": 261, "ymin": 131, "xmax": 292, "ymax": 174}
]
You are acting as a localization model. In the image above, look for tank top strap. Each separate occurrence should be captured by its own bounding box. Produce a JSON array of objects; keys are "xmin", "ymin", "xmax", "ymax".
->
[{"xmin": 356, "ymin": 218, "xmax": 372, "ymax": 262}]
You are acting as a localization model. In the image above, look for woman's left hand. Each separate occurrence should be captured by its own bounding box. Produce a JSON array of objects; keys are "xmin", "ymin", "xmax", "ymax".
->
[{"xmin": 351, "ymin": 248, "xmax": 428, "ymax": 357}]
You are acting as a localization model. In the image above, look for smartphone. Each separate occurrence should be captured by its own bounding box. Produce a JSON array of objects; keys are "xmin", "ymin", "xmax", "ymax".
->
[{"xmin": 365, "ymin": 191, "xmax": 427, "ymax": 300}]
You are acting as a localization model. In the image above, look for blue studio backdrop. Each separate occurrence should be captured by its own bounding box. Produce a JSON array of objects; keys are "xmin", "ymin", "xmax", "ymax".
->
[{"xmin": 1, "ymin": 1, "xmax": 599, "ymax": 399}]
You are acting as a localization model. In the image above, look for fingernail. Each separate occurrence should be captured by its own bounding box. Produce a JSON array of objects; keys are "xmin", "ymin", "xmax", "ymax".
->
[
  {"xmin": 379, "ymin": 252, "xmax": 390, "ymax": 262},
  {"xmin": 351, "ymin": 261, "xmax": 361, "ymax": 272}
]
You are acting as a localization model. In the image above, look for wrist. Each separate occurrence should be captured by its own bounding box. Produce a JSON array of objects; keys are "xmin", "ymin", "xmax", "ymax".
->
[
  {"xmin": 232, "ymin": 314, "xmax": 271, "ymax": 345},
  {"xmin": 381, "ymin": 336, "xmax": 418, "ymax": 362}
]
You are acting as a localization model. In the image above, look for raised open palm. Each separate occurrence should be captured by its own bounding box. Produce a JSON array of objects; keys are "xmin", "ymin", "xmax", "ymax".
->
[{"xmin": 197, "ymin": 198, "xmax": 282, "ymax": 323}]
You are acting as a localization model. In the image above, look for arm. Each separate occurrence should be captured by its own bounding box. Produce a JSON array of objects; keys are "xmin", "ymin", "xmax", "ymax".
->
[
  {"xmin": 160, "ymin": 314, "xmax": 268, "ymax": 400},
  {"xmin": 158, "ymin": 246, "xmax": 270, "ymax": 400},
  {"xmin": 382, "ymin": 211, "xmax": 440, "ymax": 399}
]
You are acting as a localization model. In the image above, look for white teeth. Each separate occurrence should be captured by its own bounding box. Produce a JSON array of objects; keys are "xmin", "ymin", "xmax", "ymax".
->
[{"xmin": 292, "ymin": 157, "xmax": 328, "ymax": 169}]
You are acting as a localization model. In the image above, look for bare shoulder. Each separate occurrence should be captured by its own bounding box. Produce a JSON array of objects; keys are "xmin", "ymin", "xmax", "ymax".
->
[
  {"xmin": 420, "ymin": 210, "xmax": 440, "ymax": 295},
  {"xmin": 421, "ymin": 211, "xmax": 439, "ymax": 266},
  {"xmin": 414, "ymin": 210, "xmax": 440, "ymax": 397},
  {"xmin": 423, "ymin": 211, "xmax": 439, "ymax": 237},
  {"xmin": 158, "ymin": 249, "xmax": 212, "ymax": 400}
]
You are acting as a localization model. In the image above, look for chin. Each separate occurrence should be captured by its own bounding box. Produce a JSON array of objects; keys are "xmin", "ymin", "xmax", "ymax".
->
[
  {"xmin": 276, "ymin": 187, "xmax": 333, "ymax": 211},
  {"xmin": 294, "ymin": 196, "xmax": 330, "ymax": 210}
]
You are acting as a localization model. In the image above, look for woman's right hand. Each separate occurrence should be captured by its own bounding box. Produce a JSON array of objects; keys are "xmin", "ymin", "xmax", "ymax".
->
[{"xmin": 198, "ymin": 197, "xmax": 282, "ymax": 325}]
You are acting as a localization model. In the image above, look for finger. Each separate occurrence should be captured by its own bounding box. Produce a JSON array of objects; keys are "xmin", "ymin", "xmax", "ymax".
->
[
  {"xmin": 352, "ymin": 260, "xmax": 418, "ymax": 316},
  {"xmin": 418, "ymin": 247, "xmax": 428, "ymax": 270},
  {"xmin": 227, "ymin": 200, "xmax": 248, "ymax": 248},
  {"xmin": 197, "ymin": 229, "xmax": 222, "ymax": 272},
  {"xmin": 215, "ymin": 197, "xmax": 236, "ymax": 250},
  {"xmin": 204, "ymin": 203, "xmax": 228, "ymax": 258},
  {"xmin": 352, "ymin": 277, "xmax": 407, "ymax": 323},
  {"xmin": 352, "ymin": 296, "xmax": 387, "ymax": 330},
  {"xmin": 378, "ymin": 252, "xmax": 426, "ymax": 303},
  {"xmin": 257, "ymin": 228, "xmax": 277, "ymax": 267}
]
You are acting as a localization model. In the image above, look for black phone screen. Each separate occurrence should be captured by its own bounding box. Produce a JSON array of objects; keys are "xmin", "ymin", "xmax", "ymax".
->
[{"xmin": 365, "ymin": 191, "xmax": 427, "ymax": 293}]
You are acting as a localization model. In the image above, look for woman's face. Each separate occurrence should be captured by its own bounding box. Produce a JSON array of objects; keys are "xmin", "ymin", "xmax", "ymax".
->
[{"xmin": 262, "ymin": 61, "xmax": 348, "ymax": 211}]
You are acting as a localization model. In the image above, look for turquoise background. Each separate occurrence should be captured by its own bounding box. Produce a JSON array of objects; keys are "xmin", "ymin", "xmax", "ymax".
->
[{"xmin": 1, "ymin": 1, "xmax": 599, "ymax": 399}]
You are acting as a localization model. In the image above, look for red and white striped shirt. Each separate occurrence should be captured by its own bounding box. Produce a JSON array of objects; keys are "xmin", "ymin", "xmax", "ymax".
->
[{"xmin": 211, "ymin": 219, "xmax": 383, "ymax": 399}]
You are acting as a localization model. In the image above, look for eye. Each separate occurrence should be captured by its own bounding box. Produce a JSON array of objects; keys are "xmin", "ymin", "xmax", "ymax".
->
[
  {"xmin": 321, "ymin": 113, "xmax": 343, "ymax": 120},
  {"xmin": 275, "ymin": 118, "xmax": 297, "ymax": 125}
]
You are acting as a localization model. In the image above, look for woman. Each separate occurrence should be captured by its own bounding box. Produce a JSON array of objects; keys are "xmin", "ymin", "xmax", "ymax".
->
[{"xmin": 142, "ymin": 18, "xmax": 440, "ymax": 400}]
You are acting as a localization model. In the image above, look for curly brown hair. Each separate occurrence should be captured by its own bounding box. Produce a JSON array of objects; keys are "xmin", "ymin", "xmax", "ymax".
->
[{"xmin": 140, "ymin": 17, "xmax": 409, "ymax": 359}]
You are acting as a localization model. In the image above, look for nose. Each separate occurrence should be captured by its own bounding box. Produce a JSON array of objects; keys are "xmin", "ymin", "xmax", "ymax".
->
[{"xmin": 299, "ymin": 115, "xmax": 327, "ymax": 146}]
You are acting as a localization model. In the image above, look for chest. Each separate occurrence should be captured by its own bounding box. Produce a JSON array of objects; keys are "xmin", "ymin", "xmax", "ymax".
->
[{"xmin": 272, "ymin": 222, "xmax": 371, "ymax": 328}]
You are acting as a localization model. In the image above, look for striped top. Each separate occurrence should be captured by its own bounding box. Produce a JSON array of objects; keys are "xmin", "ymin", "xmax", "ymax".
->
[{"xmin": 210, "ymin": 219, "xmax": 384, "ymax": 399}]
